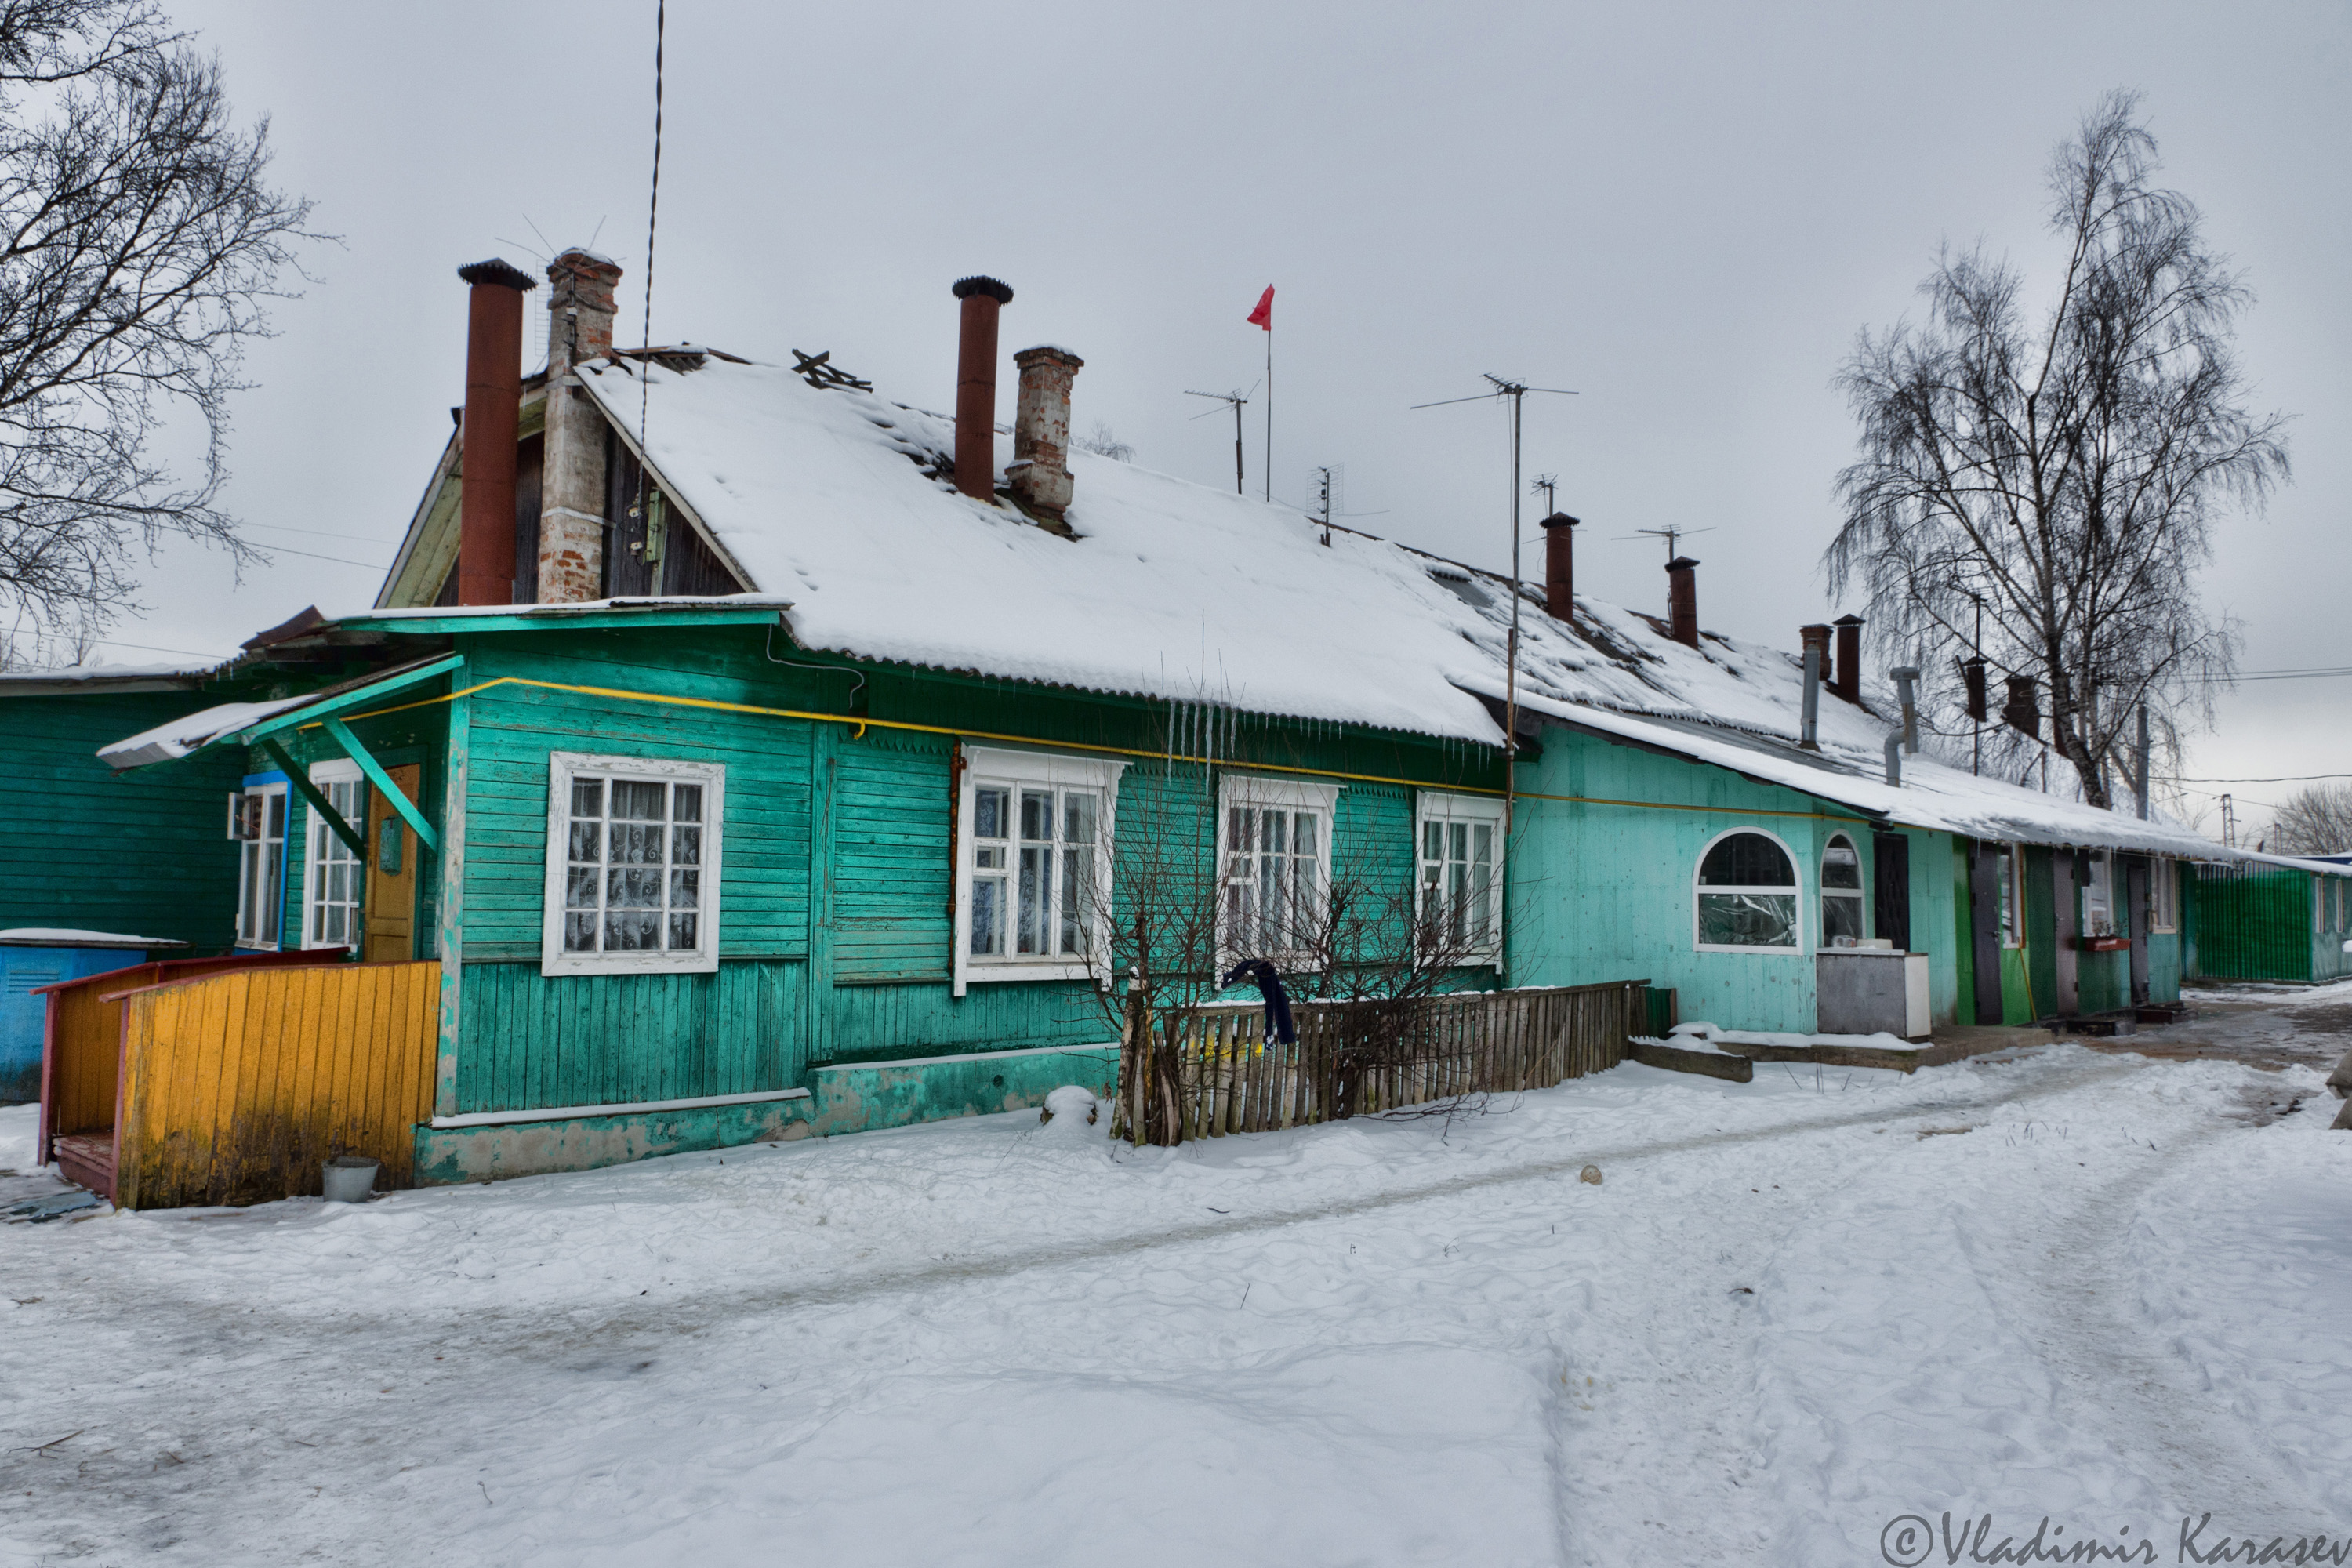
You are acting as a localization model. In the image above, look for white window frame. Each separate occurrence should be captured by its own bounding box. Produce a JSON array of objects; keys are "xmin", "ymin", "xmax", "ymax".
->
[
  {"xmin": 2085, "ymin": 850, "xmax": 2116, "ymax": 938},
  {"xmin": 1692, "ymin": 827, "xmax": 1803, "ymax": 955},
  {"xmin": 1414, "ymin": 790, "xmax": 1505, "ymax": 969},
  {"xmin": 231, "ymin": 777, "xmax": 290, "ymax": 950},
  {"xmin": 539, "ymin": 751, "xmax": 725, "ymax": 977},
  {"xmin": 1819, "ymin": 831, "xmax": 1866, "ymax": 948},
  {"xmin": 1217, "ymin": 774, "xmax": 1345, "ymax": 971},
  {"xmin": 303, "ymin": 760, "xmax": 366, "ymax": 951},
  {"xmin": 2149, "ymin": 856, "xmax": 2178, "ymax": 934},
  {"xmin": 952, "ymin": 746, "xmax": 1126, "ymax": 996}
]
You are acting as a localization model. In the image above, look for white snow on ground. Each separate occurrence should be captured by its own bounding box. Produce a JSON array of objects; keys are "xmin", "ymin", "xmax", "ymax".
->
[{"xmin": 2, "ymin": 1047, "xmax": 2347, "ymax": 1566}]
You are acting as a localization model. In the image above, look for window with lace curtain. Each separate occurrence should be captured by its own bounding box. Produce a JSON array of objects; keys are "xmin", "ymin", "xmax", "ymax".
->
[
  {"xmin": 1218, "ymin": 775, "xmax": 1342, "ymax": 965},
  {"xmin": 540, "ymin": 752, "xmax": 724, "ymax": 975}
]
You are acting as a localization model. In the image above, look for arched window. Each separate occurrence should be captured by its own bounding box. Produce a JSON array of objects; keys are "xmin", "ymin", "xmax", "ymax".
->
[
  {"xmin": 1695, "ymin": 831, "xmax": 1800, "ymax": 952},
  {"xmin": 1820, "ymin": 833, "xmax": 1864, "ymax": 946}
]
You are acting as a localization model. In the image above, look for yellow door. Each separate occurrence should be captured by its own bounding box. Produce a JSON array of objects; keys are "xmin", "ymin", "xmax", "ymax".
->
[{"xmin": 364, "ymin": 764, "xmax": 423, "ymax": 963}]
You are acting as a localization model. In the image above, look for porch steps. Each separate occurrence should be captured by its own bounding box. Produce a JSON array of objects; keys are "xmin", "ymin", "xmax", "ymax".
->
[{"xmin": 51, "ymin": 1131, "xmax": 114, "ymax": 1202}]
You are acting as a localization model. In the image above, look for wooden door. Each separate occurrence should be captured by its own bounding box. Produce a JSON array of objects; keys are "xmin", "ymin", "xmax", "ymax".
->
[
  {"xmin": 1968, "ymin": 841, "xmax": 2004, "ymax": 1024},
  {"xmin": 364, "ymin": 764, "xmax": 423, "ymax": 963}
]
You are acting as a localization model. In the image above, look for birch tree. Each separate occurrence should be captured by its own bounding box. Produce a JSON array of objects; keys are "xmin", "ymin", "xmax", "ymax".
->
[
  {"xmin": 0, "ymin": 0, "xmax": 314, "ymax": 650},
  {"xmin": 1825, "ymin": 92, "xmax": 2288, "ymax": 807}
]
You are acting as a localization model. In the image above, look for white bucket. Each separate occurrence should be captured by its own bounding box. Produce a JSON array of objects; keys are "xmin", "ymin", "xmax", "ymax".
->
[{"xmin": 321, "ymin": 1156, "xmax": 379, "ymax": 1203}]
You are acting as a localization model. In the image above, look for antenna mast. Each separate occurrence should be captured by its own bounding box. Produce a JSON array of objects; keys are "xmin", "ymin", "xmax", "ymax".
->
[
  {"xmin": 1184, "ymin": 388, "xmax": 1251, "ymax": 495},
  {"xmin": 1408, "ymin": 375, "xmax": 1580, "ymax": 863}
]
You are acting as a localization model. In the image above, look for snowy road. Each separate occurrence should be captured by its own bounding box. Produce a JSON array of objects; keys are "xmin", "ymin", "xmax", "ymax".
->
[{"xmin": 3, "ymin": 1018, "xmax": 2349, "ymax": 1566}]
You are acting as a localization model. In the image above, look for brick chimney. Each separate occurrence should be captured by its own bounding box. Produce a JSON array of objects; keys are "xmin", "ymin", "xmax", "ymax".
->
[
  {"xmin": 1665, "ymin": 556, "xmax": 1700, "ymax": 648},
  {"xmin": 1539, "ymin": 512, "xmax": 1578, "ymax": 620},
  {"xmin": 952, "ymin": 276, "xmax": 1014, "ymax": 502},
  {"xmin": 538, "ymin": 249, "xmax": 623, "ymax": 604},
  {"xmin": 455, "ymin": 260, "xmax": 536, "ymax": 606},
  {"xmin": 1831, "ymin": 614, "xmax": 1864, "ymax": 704},
  {"xmin": 1009, "ymin": 346, "xmax": 1082, "ymax": 521}
]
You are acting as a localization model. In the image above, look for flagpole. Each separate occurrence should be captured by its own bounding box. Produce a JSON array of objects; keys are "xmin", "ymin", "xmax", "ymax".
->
[{"xmin": 1264, "ymin": 323, "xmax": 1272, "ymax": 503}]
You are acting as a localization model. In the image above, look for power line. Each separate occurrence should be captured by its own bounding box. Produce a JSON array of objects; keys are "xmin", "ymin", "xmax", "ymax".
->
[
  {"xmin": 2166, "ymin": 772, "xmax": 2352, "ymax": 784},
  {"xmin": 2195, "ymin": 666, "xmax": 2352, "ymax": 682}
]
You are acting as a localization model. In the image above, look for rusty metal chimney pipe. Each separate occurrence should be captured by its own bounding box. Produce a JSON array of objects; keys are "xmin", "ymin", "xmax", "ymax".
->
[
  {"xmin": 1892, "ymin": 665, "xmax": 1922, "ymax": 753},
  {"xmin": 952, "ymin": 276, "xmax": 1014, "ymax": 502},
  {"xmin": 455, "ymin": 259, "xmax": 536, "ymax": 606},
  {"xmin": 1665, "ymin": 556, "xmax": 1700, "ymax": 648},
  {"xmin": 1539, "ymin": 512, "xmax": 1578, "ymax": 620},
  {"xmin": 1831, "ymin": 614, "xmax": 1864, "ymax": 704}
]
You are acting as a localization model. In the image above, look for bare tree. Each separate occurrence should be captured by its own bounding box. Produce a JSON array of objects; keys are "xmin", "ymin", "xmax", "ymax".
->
[
  {"xmin": 0, "ymin": 0, "xmax": 315, "ymax": 650},
  {"xmin": 1826, "ymin": 92, "xmax": 2288, "ymax": 807},
  {"xmin": 1073, "ymin": 419, "xmax": 1132, "ymax": 463},
  {"xmin": 2268, "ymin": 784, "xmax": 2352, "ymax": 858}
]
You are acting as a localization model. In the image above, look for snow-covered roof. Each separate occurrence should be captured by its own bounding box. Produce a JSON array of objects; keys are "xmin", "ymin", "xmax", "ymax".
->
[
  {"xmin": 2237, "ymin": 851, "xmax": 2352, "ymax": 878},
  {"xmin": 0, "ymin": 927, "xmax": 184, "ymax": 948},
  {"xmin": 342, "ymin": 347, "xmax": 2250, "ymax": 861},
  {"xmin": 0, "ymin": 661, "xmax": 212, "ymax": 695},
  {"xmin": 99, "ymin": 693, "xmax": 314, "ymax": 769},
  {"xmin": 570, "ymin": 353, "xmax": 1529, "ymax": 744}
]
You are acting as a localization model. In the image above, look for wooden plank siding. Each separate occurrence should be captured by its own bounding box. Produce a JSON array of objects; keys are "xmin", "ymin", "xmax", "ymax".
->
[
  {"xmin": 113, "ymin": 962, "xmax": 437, "ymax": 1208},
  {"xmin": 2, "ymin": 689, "xmax": 251, "ymax": 949},
  {"xmin": 251, "ymin": 622, "xmax": 1509, "ymax": 1138}
]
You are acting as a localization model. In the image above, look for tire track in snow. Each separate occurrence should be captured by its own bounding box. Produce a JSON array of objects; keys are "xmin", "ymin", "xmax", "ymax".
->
[{"xmin": 1959, "ymin": 1120, "xmax": 2328, "ymax": 1529}]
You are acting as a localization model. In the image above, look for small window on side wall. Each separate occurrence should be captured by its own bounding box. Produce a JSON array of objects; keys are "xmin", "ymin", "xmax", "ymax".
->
[
  {"xmin": 1218, "ymin": 775, "xmax": 1343, "ymax": 968},
  {"xmin": 1416, "ymin": 791, "xmax": 1505, "ymax": 967},
  {"xmin": 953, "ymin": 746, "xmax": 1127, "ymax": 996},
  {"xmin": 2150, "ymin": 858, "xmax": 2178, "ymax": 932},
  {"xmin": 1820, "ymin": 833, "xmax": 1864, "ymax": 947},
  {"xmin": 540, "ymin": 752, "xmax": 724, "ymax": 976},
  {"xmin": 1695, "ymin": 831, "xmax": 1800, "ymax": 953}
]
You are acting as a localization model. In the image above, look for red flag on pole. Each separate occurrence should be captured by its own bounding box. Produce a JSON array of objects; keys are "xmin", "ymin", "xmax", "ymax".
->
[{"xmin": 1247, "ymin": 285, "xmax": 1273, "ymax": 330}]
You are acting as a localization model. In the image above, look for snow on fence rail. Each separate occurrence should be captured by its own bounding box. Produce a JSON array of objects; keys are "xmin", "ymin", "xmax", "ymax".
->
[{"xmin": 1119, "ymin": 981, "xmax": 1647, "ymax": 1141}]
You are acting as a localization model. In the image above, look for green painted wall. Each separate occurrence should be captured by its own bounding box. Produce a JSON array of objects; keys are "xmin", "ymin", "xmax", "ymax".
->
[
  {"xmin": 1507, "ymin": 727, "xmax": 1918, "ymax": 1034},
  {"xmin": 403, "ymin": 624, "xmax": 1498, "ymax": 1119},
  {"xmin": 2, "ymin": 689, "xmax": 249, "ymax": 950},
  {"xmin": 2187, "ymin": 863, "xmax": 2330, "ymax": 984}
]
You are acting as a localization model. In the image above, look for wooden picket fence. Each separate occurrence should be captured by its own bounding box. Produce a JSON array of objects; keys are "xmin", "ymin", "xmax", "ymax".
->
[{"xmin": 1116, "ymin": 980, "xmax": 1647, "ymax": 1142}]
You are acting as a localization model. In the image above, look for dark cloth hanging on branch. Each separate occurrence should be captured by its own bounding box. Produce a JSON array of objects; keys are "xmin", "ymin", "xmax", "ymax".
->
[{"xmin": 1220, "ymin": 960, "xmax": 1298, "ymax": 1045}]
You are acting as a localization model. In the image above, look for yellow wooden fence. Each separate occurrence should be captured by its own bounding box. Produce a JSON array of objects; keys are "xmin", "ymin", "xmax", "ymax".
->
[{"xmin": 113, "ymin": 962, "xmax": 439, "ymax": 1209}]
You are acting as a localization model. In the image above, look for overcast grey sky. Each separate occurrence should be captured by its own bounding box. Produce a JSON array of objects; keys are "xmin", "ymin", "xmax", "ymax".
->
[{"xmin": 103, "ymin": 1, "xmax": 2350, "ymax": 835}]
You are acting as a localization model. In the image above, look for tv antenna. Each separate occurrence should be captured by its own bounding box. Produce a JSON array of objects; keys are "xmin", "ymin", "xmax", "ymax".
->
[
  {"xmin": 1185, "ymin": 387, "xmax": 1253, "ymax": 495},
  {"xmin": 1617, "ymin": 522, "xmax": 1716, "ymax": 560},
  {"xmin": 1410, "ymin": 375, "xmax": 1580, "ymax": 837},
  {"xmin": 1531, "ymin": 473, "xmax": 1557, "ymax": 516}
]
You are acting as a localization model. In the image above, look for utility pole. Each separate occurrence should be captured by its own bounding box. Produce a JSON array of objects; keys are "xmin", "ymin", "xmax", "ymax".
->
[{"xmin": 1184, "ymin": 387, "xmax": 1251, "ymax": 495}]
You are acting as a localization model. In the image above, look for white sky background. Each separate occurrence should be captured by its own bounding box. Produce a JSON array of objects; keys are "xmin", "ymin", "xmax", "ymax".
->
[{"xmin": 97, "ymin": 1, "xmax": 2349, "ymax": 839}]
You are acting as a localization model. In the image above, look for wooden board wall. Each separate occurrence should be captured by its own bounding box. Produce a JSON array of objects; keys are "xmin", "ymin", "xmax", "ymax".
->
[
  {"xmin": 114, "ymin": 962, "xmax": 437, "ymax": 1208},
  {"xmin": 1, "ymin": 690, "xmax": 249, "ymax": 949}
]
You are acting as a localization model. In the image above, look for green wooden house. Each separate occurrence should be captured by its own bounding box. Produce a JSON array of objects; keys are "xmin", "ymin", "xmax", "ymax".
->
[{"xmin": 89, "ymin": 252, "xmax": 2265, "ymax": 1184}]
